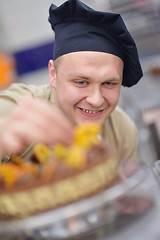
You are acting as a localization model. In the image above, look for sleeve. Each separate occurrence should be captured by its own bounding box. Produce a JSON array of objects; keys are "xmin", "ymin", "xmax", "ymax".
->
[
  {"xmin": 0, "ymin": 83, "xmax": 36, "ymax": 162},
  {"xmin": 0, "ymin": 83, "xmax": 51, "ymax": 117},
  {"xmin": 0, "ymin": 83, "xmax": 35, "ymax": 117},
  {"xmin": 0, "ymin": 83, "xmax": 50, "ymax": 162}
]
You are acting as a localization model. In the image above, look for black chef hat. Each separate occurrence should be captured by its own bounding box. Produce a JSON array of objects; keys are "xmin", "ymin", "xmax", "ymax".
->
[{"xmin": 48, "ymin": 0, "xmax": 143, "ymax": 87}]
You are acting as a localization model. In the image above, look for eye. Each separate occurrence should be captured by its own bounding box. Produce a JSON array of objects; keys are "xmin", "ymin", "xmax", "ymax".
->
[
  {"xmin": 102, "ymin": 81, "xmax": 117, "ymax": 88},
  {"xmin": 103, "ymin": 82, "xmax": 116, "ymax": 86},
  {"xmin": 74, "ymin": 80, "xmax": 88, "ymax": 87}
]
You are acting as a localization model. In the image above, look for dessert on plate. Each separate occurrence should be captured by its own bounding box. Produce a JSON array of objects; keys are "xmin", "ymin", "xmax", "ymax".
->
[{"xmin": 0, "ymin": 123, "xmax": 118, "ymax": 219}]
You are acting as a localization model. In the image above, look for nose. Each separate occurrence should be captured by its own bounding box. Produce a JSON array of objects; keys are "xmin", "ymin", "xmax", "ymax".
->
[{"xmin": 86, "ymin": 88, "xmax": 104, "ymax": 108}]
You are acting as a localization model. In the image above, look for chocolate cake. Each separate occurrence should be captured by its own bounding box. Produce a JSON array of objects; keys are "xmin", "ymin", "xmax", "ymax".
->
[{"xmin": 0, "ymin": 123, "xmax": 118, "ymax": 219}]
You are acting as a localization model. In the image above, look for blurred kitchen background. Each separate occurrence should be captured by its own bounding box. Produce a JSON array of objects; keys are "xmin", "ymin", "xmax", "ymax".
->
[{"xmin": 0, "ymin": 0, "xmax": 160, "ymax": 165}]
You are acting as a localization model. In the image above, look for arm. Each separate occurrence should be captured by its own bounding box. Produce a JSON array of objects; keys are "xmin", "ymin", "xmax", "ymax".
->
[{"xmin": 0, "ymin": 97, "xmax": 74, "ymax": 160}]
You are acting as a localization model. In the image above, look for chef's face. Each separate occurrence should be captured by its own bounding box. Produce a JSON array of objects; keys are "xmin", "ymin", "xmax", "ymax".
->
[{"xmin": 49, "ymin": 51, "xmax": 123, "ymax": 126}]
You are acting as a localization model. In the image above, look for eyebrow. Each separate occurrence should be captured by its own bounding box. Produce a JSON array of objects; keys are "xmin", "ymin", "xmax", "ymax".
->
[
  {"xmin": 106, "ymin": 76, "xmax": 122, "ymax": 82},
  {"xmin": 69, "ymin": 73, "xmax": 122, "ymax": 81}
]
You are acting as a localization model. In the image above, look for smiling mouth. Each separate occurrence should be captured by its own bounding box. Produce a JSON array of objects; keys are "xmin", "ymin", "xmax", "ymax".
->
[{"xmin": 79, "ymin": 108, "xmax": 102, "ymax": 114}]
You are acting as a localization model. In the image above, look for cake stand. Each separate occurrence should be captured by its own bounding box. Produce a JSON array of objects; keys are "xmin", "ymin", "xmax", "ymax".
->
[{"xmin": 0, "ymin": 161, "xmax": 157, "ymax": 240}]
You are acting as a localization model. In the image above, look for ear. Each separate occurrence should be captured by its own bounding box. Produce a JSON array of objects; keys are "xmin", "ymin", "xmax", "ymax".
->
[{"xmin": 48, "ymin": 60, "xmax": 56, "ymax": 88}]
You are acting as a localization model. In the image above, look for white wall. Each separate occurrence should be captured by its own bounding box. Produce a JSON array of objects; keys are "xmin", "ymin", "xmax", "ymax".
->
[{"xmin": 0, "ymin": 0, "xmax": 109, "ymax": 52}]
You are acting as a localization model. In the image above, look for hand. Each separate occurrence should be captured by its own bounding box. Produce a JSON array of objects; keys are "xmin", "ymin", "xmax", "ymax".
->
[{"xmin": 0, "ymin": 97, "xmax": 74, "ymax": 157}]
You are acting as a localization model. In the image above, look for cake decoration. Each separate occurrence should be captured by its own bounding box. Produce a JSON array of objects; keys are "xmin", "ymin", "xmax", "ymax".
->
[{"xmin": 0, "ymin": 122, "xmax": 118, "ymax": 219}]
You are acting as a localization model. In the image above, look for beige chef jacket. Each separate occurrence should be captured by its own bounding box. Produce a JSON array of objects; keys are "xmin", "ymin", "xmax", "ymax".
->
[{"xmin": 0, "ymin": 83, "xmax": 138, "ymax": 162}]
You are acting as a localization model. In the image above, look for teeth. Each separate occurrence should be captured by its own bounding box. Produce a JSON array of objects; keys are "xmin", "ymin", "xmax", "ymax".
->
[{"xmin": 82, "ymin": 109, "xmax": 98, "ymax": 114}]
